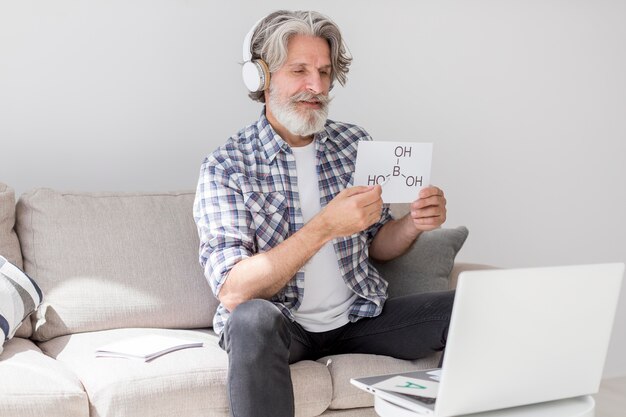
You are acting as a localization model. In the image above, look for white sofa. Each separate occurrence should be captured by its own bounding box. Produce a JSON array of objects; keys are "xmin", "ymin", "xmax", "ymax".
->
[{"xmin": 0, "ymin": 182, "xmax": 480, "ymax": 417}]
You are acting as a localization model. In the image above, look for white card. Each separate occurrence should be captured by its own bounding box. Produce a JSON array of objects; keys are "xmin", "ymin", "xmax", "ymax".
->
[
  {"xmin": 372, "ymin": 375, "xmax": 439, "ymax": 398},
  {"xmin": 354, "ymin": 141, "xmax": 432, "ymax": 203}
]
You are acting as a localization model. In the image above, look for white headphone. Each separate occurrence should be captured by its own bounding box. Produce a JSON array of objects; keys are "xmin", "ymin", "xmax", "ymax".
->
[{"xmin": 242, "ymin": 18, "xmax": 270, "ymax": 92}]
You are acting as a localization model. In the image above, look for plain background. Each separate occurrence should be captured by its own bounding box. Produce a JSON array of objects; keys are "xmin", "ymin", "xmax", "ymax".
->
[{"xmin": 1, "ymin": 0, "xmax": 625, "ymax": 377}]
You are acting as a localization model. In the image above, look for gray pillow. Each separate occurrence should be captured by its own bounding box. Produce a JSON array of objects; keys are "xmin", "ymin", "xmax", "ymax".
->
[
  {"xmin": 0, "ymin": 255, "xmax": 43, "ymax": 354},
  {"xmin": 373, "ymin": 226, "xmax": 469, "ymax": 298}
]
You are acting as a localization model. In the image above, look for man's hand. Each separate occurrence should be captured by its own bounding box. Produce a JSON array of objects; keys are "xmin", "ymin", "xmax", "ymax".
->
[
  {"xmin": 317, "ymin": 185, "xmax": 383, "ymax": 239},
  {"xmin": 409, "ymin": 186, "xmax": 447, "ymax": 232}
]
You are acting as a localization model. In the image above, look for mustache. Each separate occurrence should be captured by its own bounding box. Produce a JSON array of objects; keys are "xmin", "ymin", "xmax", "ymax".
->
[{"xmin": 289, "ymin": 91, "xmax": 332, "ymax": 107}]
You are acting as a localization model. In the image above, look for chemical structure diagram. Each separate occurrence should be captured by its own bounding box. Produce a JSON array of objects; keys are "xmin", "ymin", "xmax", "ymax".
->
[{"xmin": 366, "ymin": 145, "xmax": 424, "ymax": 188}]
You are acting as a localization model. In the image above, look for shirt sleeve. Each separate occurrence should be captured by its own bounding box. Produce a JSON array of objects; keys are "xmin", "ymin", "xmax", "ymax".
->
[
  {"xmin": 364, "ymin": 203, "xmax": 393, "ymax": 245},
  {"xmin": 193, "ymin": 154, "xmax": 255, "ymax": 298}
]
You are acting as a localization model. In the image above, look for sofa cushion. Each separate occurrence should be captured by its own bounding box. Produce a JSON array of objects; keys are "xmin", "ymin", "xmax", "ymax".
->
[
  {"xmin": 38, "ymin": 328, "xmax": 332, "ymax": 417},
  {"xmin": 320, "ymin": 408, "xmax": 378, "ymax": 416},
  {"xmin": 374, "ymin": 226, "xmax": 468, "ymax": 298},
  {"xmin": 0, "ymin": 183, "xmax": 22, "ymax": 269},
  {"xmin": 0, "ymin": 337, "xmax": 89, "ymax": 417},
  {"xmin": 15, "ymin": 189, "xmax": 219, "ymax": 341},
  {"xmin": 0, "ymin": 256, "xmax": 43, "ymax": 354}
]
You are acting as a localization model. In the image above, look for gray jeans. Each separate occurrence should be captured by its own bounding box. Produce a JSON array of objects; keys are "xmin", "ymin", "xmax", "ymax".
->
[{"xmin": 219, "ymin": 290, "xmax": 455, "ymax": 417}]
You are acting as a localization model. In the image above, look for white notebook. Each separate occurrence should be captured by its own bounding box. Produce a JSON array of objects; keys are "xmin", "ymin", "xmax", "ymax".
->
[{"xmin": 95, "ymin": 334, "xmax": 203, "ymax": 362}]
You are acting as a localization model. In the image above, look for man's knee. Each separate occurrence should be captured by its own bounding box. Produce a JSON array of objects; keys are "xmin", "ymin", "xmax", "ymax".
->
[
  {"xmin": 439, "ymin": 289, "xmax": 456, "ymax": 311},
  {"xmin": 424, "ymin": 289, "xmax": 455, "ymax": 314},
  {"xmin": 225, "ymin": 299, "xmax": 288, "ymax": 345}
]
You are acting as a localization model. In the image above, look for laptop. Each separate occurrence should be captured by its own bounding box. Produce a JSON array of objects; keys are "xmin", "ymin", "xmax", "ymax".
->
[{"xmin": 351, "ymin": 263, "xmax": 624, "ymax": 416}]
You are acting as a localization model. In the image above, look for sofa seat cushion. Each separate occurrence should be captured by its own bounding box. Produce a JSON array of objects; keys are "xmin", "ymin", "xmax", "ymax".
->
[
  {"xmin": 38, "ymin": 328, "xmax": 333, "ymax": 417},
  {"xmin": 320, "ymin": 408, "xmax": 377, "ymax": 416},
  {"xmin": 318, "ymin": 352, "xmax": 442, "ymax": 410},
  {"xmin": 0, "ymin": 337, "xmax": 89, "ymax": 417},
  {"xmin": 15, "ymin": 189, "xmax": 219, "ymax": 341}
]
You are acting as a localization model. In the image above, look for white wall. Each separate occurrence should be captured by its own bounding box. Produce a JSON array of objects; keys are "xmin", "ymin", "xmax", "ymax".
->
[{"xmin": 1, "ymin": 1, "xmax": 625, "ymax": 377}]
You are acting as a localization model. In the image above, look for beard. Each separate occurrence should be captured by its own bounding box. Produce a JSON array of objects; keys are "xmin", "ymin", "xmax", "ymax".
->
[{"xmin": 268, "ymin": 85, "xmax": 332, "ymax": 137}]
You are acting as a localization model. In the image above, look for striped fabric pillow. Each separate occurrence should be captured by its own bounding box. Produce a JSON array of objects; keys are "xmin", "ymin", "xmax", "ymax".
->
[{"xmin": 0, "ymin": 255, "xmax": 42, "ymax": 354}]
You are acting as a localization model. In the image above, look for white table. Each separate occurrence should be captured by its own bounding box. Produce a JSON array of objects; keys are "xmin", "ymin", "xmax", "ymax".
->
[{"xmin": 374, "ymin": 395, "xmax": 595, "ymax": 417}]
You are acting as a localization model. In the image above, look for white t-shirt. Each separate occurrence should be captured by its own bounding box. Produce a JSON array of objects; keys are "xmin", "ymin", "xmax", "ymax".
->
[{"xmin": 290, "ymin": 141, "xmax": 357, "ymax": 332}]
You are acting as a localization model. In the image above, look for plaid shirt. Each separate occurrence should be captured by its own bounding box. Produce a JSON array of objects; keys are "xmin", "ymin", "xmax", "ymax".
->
[{"xmin": 193, "ymin": 109, "xmax": 392, "ymax": 335}]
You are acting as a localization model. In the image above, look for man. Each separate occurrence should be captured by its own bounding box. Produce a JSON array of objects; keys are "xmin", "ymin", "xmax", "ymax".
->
[{"xmin": 194, "ymin": 10, "xmax": 453, "ymax": 417}]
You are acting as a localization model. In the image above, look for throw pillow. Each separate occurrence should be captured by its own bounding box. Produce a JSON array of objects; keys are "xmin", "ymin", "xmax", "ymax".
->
[
  {"xmin": 373, "ymin": 226, "xmax": 469, "ymax": 298},
  {"xmin": 0, "ymin": 255, "xmax": 43, "ymax": 354}
]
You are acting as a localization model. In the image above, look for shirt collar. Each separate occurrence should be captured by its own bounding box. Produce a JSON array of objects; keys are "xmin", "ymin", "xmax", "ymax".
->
[{"xmin": 257, "ymin": 109, "xmax": 288, "ymax": 164}]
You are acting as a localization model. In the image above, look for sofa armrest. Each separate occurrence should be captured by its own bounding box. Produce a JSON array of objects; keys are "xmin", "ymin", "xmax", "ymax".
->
[{"xmin": 449, "ymin": 262, "xmax": 499, "ymax": 290}]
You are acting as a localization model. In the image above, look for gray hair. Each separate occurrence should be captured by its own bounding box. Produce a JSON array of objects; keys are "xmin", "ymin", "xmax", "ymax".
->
[{"xmin": 247, "ymin": 10, "xmax": 352, "ymax": 103}]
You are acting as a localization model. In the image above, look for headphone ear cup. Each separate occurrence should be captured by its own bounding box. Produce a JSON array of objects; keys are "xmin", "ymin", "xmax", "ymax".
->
[{"xmin": 242, "ymin": 59, "xmax": 270, "ymax": 92}]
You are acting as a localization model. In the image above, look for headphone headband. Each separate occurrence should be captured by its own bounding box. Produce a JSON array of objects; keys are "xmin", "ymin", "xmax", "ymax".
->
[{"xmin": 242, "ymin": 17, "xmax": 264, "ymax": 62}]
